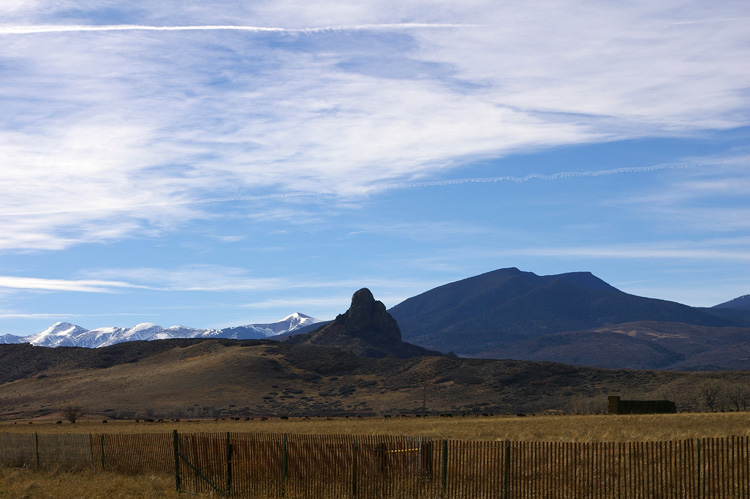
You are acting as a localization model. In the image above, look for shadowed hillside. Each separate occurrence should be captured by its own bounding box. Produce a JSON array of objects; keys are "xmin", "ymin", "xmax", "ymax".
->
[
  {"xmin": 2, "ymin": 337, "xmax": 749, "ymax": 420},
  {"xmin": 480, "ymin": 322, "xmax": 750, "ymax": 370},
  {"xmin": 389, "ymin": 268, "xmax": 742, "ymax": 362}
]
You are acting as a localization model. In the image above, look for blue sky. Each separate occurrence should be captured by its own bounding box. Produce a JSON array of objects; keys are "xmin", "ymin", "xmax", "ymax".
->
[{"xmin": 1, "ymin": 1, "xmax": 749, "ymax": 336}]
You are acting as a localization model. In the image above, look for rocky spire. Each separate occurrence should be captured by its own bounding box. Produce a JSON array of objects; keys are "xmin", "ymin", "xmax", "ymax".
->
[
  {"xmin": 285, "ymin": 288, "xmax": 440, "ymax": 358},
  {"xmin": 338, "ymin": 288, "xmax": 402, "ymax": 343}
]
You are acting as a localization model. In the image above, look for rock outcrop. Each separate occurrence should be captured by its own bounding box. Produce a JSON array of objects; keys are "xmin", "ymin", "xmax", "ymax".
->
[{"xmin": 286, "ymin": 288, "xmax": 441, "ymax": 358}]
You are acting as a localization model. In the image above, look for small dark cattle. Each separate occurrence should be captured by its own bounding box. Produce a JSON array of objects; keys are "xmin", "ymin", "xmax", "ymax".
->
[{"xmin": 608, "ymin": 395, "xmax": 676, "ymax": 415}]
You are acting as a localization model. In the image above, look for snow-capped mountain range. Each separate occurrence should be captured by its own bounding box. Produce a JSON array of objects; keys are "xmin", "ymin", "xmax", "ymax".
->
[{"xmin": 0, "ymin": 313, "xmax": 322, "ymax": 348}]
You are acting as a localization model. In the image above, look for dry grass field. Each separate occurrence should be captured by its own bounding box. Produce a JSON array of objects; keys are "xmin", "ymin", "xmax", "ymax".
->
[
  {"xmin": 0, "ymin": 465, "xmax": 180, "ymax": 499},
  {"xmin": 3, "ymin": 412, "xmax": 750, "ymax": 442},
  {"xmin": 3, "ymin": 413, "xmax": 750, "ymax": 498}
]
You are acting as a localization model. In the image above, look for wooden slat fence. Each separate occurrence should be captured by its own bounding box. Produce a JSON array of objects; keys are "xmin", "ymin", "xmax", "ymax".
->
[
  {"xmin": 35, "ymin": 433, "xmax": 93, "ymax": 470},
  {"xmin": 0, "ymin": 432, "xmax": 93, "ymax": 470},
  {"xmin": 173, "ymin": 433, "xmax": 441, "ymax": 498},
  {"xmin": 1, "ymin": 432, "xmax": 749, "ymax": 497},
  {"xmin": 0, "ymin": 433, "xmax": 36, "ymax": 468},
  {"xmin": 91, "ymin": 432, "xmax": 174, "ymax": 475},
  {"xmin": 172, "ymin": 434, "xmax": 750, "ymax": 498}
]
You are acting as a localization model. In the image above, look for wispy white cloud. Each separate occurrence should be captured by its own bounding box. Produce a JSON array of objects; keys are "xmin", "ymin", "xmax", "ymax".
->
[
  {"xmin": 0, "ymin": 276, "xmax": 145, "ymax": 293},
  {"xmin": 0, "ymin": 312, "xmax": 156, "ymax": 319},
  {"xmin": 241, "ymin": 296, "xmax": 351, "ymax": 311},
  {"xmin": 82, "ymin": 265, "xmax": 287, "ymax": 292},
  {"xmin": 0, "ymin": 23, "xmax": 476, "ymax": 35},
  {"xmin": 607, "ymin": 155, "xmax": 750, "ymax": 232},
  {"xmin": 0, "ymin": 1, "xmax": 748, "ymax": 252},
  {"xmin": 82, "ymin": 265, "xmax": 440, "ymax": 294}
]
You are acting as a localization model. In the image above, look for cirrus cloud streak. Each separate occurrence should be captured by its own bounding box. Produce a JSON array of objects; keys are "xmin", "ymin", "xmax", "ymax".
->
[{"xmin": 1, "ymin": 1, "xmax": 749, "ymax": 252}]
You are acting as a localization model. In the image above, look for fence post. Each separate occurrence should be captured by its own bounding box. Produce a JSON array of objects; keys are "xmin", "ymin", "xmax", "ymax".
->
[
  {"xmin": 100, "ymin": 435, "xmax": 105, "ymax": 471},
  {"xmin": 352, "ymin": 438, "xmax": 358, "ymax": 498},
  {"xmin": 282, "ymin": 434, "xmax": 288, "ymax": 498},
  {"xmin": 422, "ymin": 438, "xmax": 433, "ymax": 481},
  {"xmin": 34, "ymin": 432, "xmax": 40, "ymax": 469},
  {"xmin": 504, "ymin": 439, "xmax": 511, "ymax": 499},
  {"xmin": 442, "ymin": 440, "xmax": 448, "ymax": 497},
  {"xmin": 697, "ymin": 438, "xmax": 701, "ymax": 499},
  {"xmin": 226, "ymin": 432, "xmax": 233, "ymax": 496},
  {"xmin": 173, "ymin": 430, "xmax": 181, "ymax": 492}
]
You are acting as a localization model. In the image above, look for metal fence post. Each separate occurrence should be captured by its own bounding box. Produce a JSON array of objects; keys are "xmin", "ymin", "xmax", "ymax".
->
[
  {"xmin": 442, "ymin": 440, "xmax": 448, "ymax": 497},
  {"xmin": 352, "ymin": 438, "xmax": 358, "ymax": 498},
  {"xmin": 34, "ymin": 432, "xmax": 40, "ymax": 469},
  {"xmin": 282, "ymin": 434, "xmax": 288, "ymax": 498},
  {"xmin": 504, "ymin": 439, "xmax": 511, "ymax": 499},
  {"xmin": 173, "ymin": 430, "xmax": 181, "ymax": 492},
  {"xmin": 226, "ymin": 432, "xmax": 233, "ymax": 496}
]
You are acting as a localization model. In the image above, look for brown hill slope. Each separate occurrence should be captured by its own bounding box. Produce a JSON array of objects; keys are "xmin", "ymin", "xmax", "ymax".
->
[{"xmin": 2, "ymin": 338, "xmax": 749, "ymax": 420}]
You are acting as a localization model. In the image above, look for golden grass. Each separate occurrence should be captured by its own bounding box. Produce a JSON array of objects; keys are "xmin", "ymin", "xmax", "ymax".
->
[
  {"xmin": 0, "ymin": 465, "xmax": 181, "ymax": 499},
  {"xmin": 3, "ymin": 414, "xmax": 750, "ymax": 498},
  {"xmin": 3, "ymin": 412, "xmax": 750, "ymax": 442}
]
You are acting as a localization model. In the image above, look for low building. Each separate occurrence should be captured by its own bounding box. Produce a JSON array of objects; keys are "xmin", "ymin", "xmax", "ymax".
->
[{"xmin": 608, "ymin": 395, "xmax": 676, "ymax": 414}]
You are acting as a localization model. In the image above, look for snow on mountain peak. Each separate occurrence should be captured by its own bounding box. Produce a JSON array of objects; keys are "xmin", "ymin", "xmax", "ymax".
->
[
  {"xmin": 279, "ymin": 313, "xmax": 320, "ymax": 331},
  {"xmin": 129, "ymin": 323, "xmax": 162, "ymax": 332},
  {"xmin": 19, "ymin": 322, "xmax": 166, "ymax": 348},
  {"xmin": 0, "ymin": 333, "xmax": 22, "ymax": 344},
  {"xmin": 25, "ymin": 322, "xmax": 90, "ymax": 347},
  {"xmin": 282, "ymin": 312, "xmax": 311, "ymax": 321},
  {"xmin": 14, "ymin": 313, "xmax": 323, "ymax": 348},
  {"xmin": 41, "ymin": 322, "xmax": 87, "ymax": 336}
]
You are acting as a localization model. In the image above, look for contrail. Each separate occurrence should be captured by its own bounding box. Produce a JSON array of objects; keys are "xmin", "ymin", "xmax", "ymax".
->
[
  {"xmin": 0, "ymin": 23, "xmax": 478, "ymax": 36},
  {"xmin": 372, "ymin": 161, "xmax": 702, "ymax": 193},
  {"xmin": 667, "ymin": 17, "xmax": 750, "ymax": 26},
  {"xmin": 192, "ymin": 160, "xmax": 709, "ymax": 199}
]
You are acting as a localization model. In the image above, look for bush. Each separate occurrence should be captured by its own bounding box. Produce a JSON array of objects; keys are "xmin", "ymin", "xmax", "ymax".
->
[{"xmin": 62, "ymin": 405, "xmax": 85, "ymax": 424}]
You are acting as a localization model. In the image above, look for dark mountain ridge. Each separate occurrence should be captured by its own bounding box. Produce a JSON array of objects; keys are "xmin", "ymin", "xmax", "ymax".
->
[
  {"xmin": 389, "ymin": 268, "xmax": 735, "ymax": 357},
  {"xmin": 714, "ymin": 294, "xmax": 750, "ymax": 310},
  {"xmin": 706, "ymin": 295, "xmax": 750, "ymax": 325}
]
